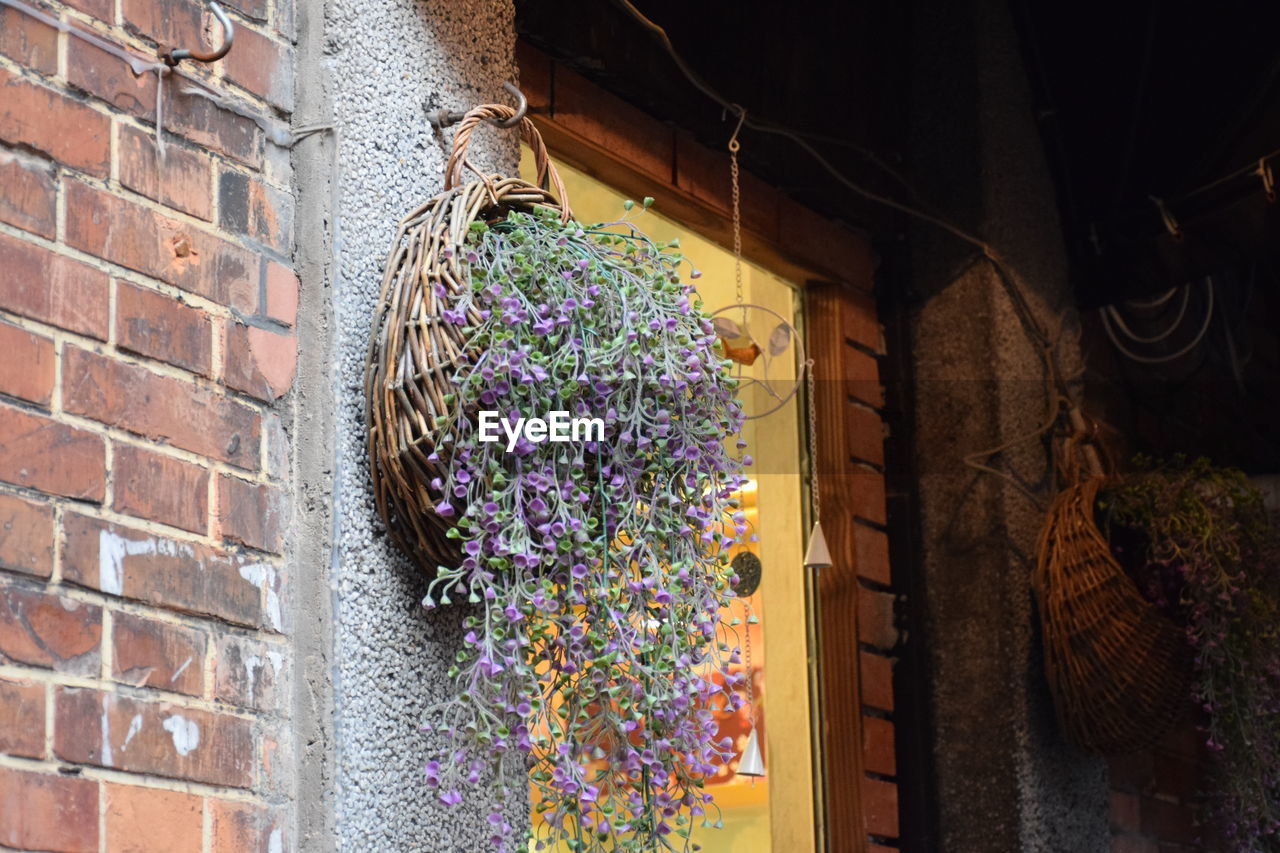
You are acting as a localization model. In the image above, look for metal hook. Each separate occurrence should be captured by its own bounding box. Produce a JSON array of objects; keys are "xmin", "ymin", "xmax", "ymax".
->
[
  {"xmin": 1149, "ymin": 195, "xmax": 1182, "ymax": 240},
  {"xmin": 427, "ymin": 81, "xmax": 528, "ymax": 129},
  {"xmin": 161, "ymin": 0, "xmax": 234, "ymax": 67},
  {"xmin": 1257, "ymin": 157, "xmax": 1276, "ymax": 203}
]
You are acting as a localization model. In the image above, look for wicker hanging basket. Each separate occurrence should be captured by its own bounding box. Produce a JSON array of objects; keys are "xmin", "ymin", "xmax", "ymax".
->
[
  {"xmin": 1033, "ymin": 414, "xmax": 1190, "ymax": 754},
  {"xmin": 364, "ymin": 104, "xmax": 570, "ymax": 574}
]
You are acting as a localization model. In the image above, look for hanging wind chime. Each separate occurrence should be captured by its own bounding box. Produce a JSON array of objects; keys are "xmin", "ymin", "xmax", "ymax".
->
[
  {"xmin": 715, "ymin": 109, "xmax": 829, "ymax": 780},
  {"xmin": 804, "ymin": 360, "xmax": 832, "ymax": 572},
  {"xmin": 719, "ymin": 109, "xmax": 766, "ymax": 781}
]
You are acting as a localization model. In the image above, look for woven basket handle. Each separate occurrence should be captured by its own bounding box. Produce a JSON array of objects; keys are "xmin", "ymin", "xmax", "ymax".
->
[
  {"xmin": 443, "ymin": 104, "xmax": 571, "ymax": 221},
  {"xmin": 1063, "ymin": 405, "xmax": 1107, "ymax": 482}
]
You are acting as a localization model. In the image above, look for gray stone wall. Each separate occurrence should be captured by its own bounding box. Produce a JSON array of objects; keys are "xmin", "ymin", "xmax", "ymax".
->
[
  {"xmin": 905, "ymin": 0, "xmax": 1111, "ymax": 849},
  {"xmin": 293, "ymin": 0, "xmax": 522, "ymax": 848}
]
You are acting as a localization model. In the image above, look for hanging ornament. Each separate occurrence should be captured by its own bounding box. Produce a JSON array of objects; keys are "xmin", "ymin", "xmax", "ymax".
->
[
  {"xmin": 713, "ymin": 107, "xmax": 806, "ymax": 420},
  {"xmin": 803, "ymin": 358, "xmax": 831, "ymax": 570},
  {"xmin": 711, "ymin": 304, "xmax": 805, "ymax": 419},
  {"xmin": 737, "ymin": 727, "xmax": 766, "ymax": 778},
  {"xmin": 721, "ymin": 109, "xmax": 766, "ymax": 782},
  {"xmin": 737, "ymin": 598, "xmax": 765, "ymax": 780},
  {"xmin": 804, "ymin": 520, "xmax": 832, "ymax": 570},
  {"xmin": 731, "ymin": 550, "xmax": 763, "ymax": 596}
]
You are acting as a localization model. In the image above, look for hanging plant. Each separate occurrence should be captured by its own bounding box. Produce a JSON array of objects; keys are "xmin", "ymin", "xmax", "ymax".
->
[
  {"xmin": 1101, "ymin": 456, "xmax": 1280, "ymax": 849},
  {"xmin": 366, "ymin": 106, "xmax": 751, "ymax": 852}
]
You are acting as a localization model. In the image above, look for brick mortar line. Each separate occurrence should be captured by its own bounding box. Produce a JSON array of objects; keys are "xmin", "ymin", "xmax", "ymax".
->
[
  {"xmin": 105, "ymin": 274, "xmax": 118, "ymax": 347},
  {"xmin": 0, "ymin": 221, "xmax": 274, "ymax": 326},
  {"xmin": 1, "ymin": 113, "xmax": 292, "ymax": 269},
  {"xmin": 0, "ymin": 76, "xmax": 297, "ymax": 217},
  {"xmin": 92, "ymin": 150, "xmax": 296, "ymax": 267},
  {"xmin": 209, "ymin": 315, "xmax": 226, "ymax": 383},
  {"xmin": 1, "ymin": 568, "xmax": 286, "ymax": 643},
  {"xmin": 102, "ymin": 438, "xmax": 115, "ymax": 507},
  {"xmin": 1, "ymin": 567, "xmax": 291, "ymax": 647},
  {"xmin": 43, "ymin": 679, "xmax": 55, "ymax": 765},
  {"xmin": 50, "ymin": 337, "xmax": 65, "ymax": 415},
  {"xmin": 207, "ymin": 468, "xmax": 220, "ymax": 551},
  {"xmin": 0, "ymin": 242, "xmax": 242, "ymax": 331},
  {"xmin": 218, "ymin": 154, "xmax": 297, "ymax": 198},
  {"xmin": 108, "ymin": 118, "xmax": 120, "ymax": 185},
  {"xmin": 220, "ymin": 5, "xmax": 294, "ymax": 47},
  {"xmin": 100, "ymin": 607, "xmax": 113, "ymax": 681},
  {"xmin": 0, "ymin": 661, "xmax": 281, "ymax": 721},
  {"xmin": 51, "ymin": 503, "xmax": 65, "ymax": 583},
  {"xmin": 113, "ymin": 115, "xmax": 295, "ymax": 200},
  {"xmin": 0, "ymin": 275, "xmax": 296, "ymax": 388},
  {"xmin": 75, "ymin": 167, "xmax": 289, "ymax": 268},
  {"xmin": 0, "ymin": 307, "xmax": 292, "ymax": 464},
  {"xmin": 201, "ymin": 618, "xmax": 217, "ymax": 702},
  {"xmin": 259, "ymin": 412, "xmax": 271, "ymax": 473},
  {"xmin": 25, "ymin": 403, "xmax": 280, "ymax": 490},
  {"xmin": 54, "ymin": 12, "xmax": 69, "ymax": 83},
  {"xmin": 0, "ymin": 478, "xmax": 287, "ymax": 560},
  {"xmin": 0, "ymin": 751, "xmax": 281, "ymax": 803},
  {"xmin": 54, "ymin": 163, "xmax": 68, "ymax": 243}
]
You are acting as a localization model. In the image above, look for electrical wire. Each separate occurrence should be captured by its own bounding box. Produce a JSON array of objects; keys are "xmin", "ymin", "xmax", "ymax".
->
[
  {"xmin": 606, "ymin": 0, "xmax": 914, "ymax": 195},
  {"xmin": 607, "ymin": 0, "xmax": 1093, "ymax": 510},
  {"xmin": 1105, "ymin": 284, "xmax": 1191, "ymax": 344},
  {"xmin": 609, "ymin": 0, "xmax": 1064, "ymax": 376},
  {"xmin": 1124, "ymin": 286, "xmax": 1178, "ymax": 309},
  {"xmin": 1100, "ymin": 277, "xmax": 1215, "ymax": 365}
]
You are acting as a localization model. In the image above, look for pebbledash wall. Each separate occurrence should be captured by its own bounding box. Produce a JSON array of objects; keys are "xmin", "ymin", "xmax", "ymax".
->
[
  {"xmin": 294, "ymin": 0, "xmax": 529, "ymax": 848},
  {"xmin": 0, "ymin": 0, "xmax": 298, "ymax": 849}
]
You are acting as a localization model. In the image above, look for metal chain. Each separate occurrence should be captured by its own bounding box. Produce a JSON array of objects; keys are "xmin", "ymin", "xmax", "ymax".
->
[
  {"xmin": 806, "ymin": 358, "xmax": 820, "ymax": 523},
  {"xmin": 727, "ymin": 108, "xmax": 758, "ymax": 734},
  {"xmin": 728, "ymin": 108, "xmax": 746, "ymax": 306},
  {"xmin": 743, "ymin": 599, "xmax": 756, "ymax": 726}
]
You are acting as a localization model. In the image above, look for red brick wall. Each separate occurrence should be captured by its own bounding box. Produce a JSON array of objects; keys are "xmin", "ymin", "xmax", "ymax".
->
[{"xmin": 0, "ymin": 0, "xmax": 296, "ymax": 849}]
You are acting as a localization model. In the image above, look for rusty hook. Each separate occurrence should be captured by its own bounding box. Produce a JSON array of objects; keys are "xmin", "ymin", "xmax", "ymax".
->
[
  {"xmin": 161, "ymin": 0, "xmax": 234, "ymax": 67},
  {"xmin": 427, "ymin": 81, "xmax": 528, "ymax": 129},
  {"xmin": 490, "ymin": 81, "xmax": 528, "ymax": 128}
]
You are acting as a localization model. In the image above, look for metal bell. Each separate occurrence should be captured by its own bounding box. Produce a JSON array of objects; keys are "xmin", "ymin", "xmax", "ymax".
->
[
  {"xmin": 737, "ymin": 727, "xmax": 765, "ymax": 777},
  {"xmin": 804, "ymin": 521, "xmax": 832, "ymax": 570}
]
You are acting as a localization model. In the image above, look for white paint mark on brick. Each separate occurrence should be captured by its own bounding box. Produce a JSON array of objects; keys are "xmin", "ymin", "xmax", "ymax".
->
[
  {"xmin": 170, "ymin": 655, "xmax": 193, "ymax": 684},
  {"xmin": 99, "ymin": 528, "xmax": 195, "ymax": 596},
  {"xmin": 244, "ymin": 654, "xmax": 263, "ymax": 703},
  {"xmin": 121, "ymin": 713, "xmax": 143, "ymax": 751},
  {"xmin": 268, "ymin": 827, "xmax": 283, "ymax": 853},
  {"xmin": 238, "ymin": 563, "xmax": 281, "ymax": 630},
  {"xmin": 162, "ymin": 714, "xmax": 200, "ymax": 755},
  {"xmin": 101, "ymin": 694, "xmax": 113, "ymax": 765}
]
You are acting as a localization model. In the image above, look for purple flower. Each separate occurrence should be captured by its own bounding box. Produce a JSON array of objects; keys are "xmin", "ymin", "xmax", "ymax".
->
[{"xmin": 404, "ymin": 210, "xmax": 748, "ymax": 851}]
